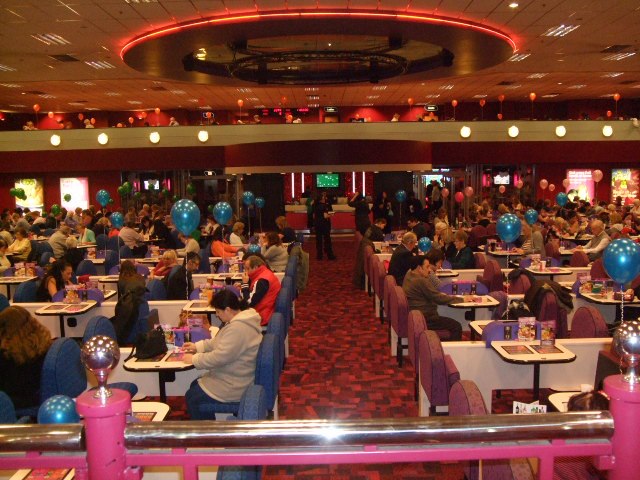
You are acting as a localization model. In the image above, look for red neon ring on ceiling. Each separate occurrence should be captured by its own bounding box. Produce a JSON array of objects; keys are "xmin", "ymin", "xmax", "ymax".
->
[{"xmin": 120, "ymin": 9, "xmax": 517, "ymax": 60}]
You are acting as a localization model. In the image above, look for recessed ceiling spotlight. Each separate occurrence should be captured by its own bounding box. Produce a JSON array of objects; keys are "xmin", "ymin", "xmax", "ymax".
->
[
  {"xmin": 50, "ymin": 134, "xmax": 61, "ymax": 147},
  {"xmin": 460, "ymin": 126, "xmax": 471, "ymax": 138},
  {"xmin": 97, "ymin": 133, "xmax": 109, "ymax": 145},
  {"xmin": 508, "ymin": 125, "xmax": 519, "ymax": 138},
  {"xmin": 197, "ymin": 130, "xmax": 209, "ymax": 143},
  {"xmin": 509, "ymin": 2, "xmax": 519, "ymax": 8},
  {"xmin": 149, "ymin": 131, "xmax": 160, "ymax": 144},
  {"xmin": 602, "ymin": 125, "xmax": 613, "ymax": 137},
  {"xmin": 555, "ymin": 125, "xmax": 567, "ymax": 138}
]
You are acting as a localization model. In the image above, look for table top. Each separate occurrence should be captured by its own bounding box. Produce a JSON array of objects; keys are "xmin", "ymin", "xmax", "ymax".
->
[
  {"xmin": 35, "ymin": 300, "xmax": 97, "ymax": 316},
  {"xmin": 547, "ymin": 391, "xmax": 580, "ymax": 412},
  {"xmin": 98, "ymin": 275, "xmax": 120, "ymax": 283},
  {"xmin": 448, "ymin": 295, "xmax": 500, "ymax": 309},
  {"xmin": 130, "ymin": 400, "xmax": 170, "ymax": 422},
  {"xmin": 0, "ymin": 275, "xmax": 38, "ymax": 285},
  {"xmin": 87, "ymin": 257, "xmax": 105, "ymax": 264},
  {"xmin": 137, "ymin": 257, "xmax": 160, "ymax": 264},
  {"xmin": 469, "ymin": 319, "xmax": 496, "ymax": 336},
  {"xmin": 525, "ymin": 267, "xmax": 572, "ymax": 276},
  {"xmin": 580, "ymin": 292, "xmax": 640, "ymax": 305},
  {"xmin": 211, "ymin": 273, "xmax": 243, "ymax": 282},
  {"xmin": 124, "ymin": 349, "xmax": 195, "ymax": 372},
  {"xmin": 558, "ymin": 248, "xmax": 575, "ymax": 256},
  {"xmin": 491, "ymin": 340, "xmax": 576, "ymax": 365},
  {"xmin": 183, "ymin": 299, "xmax": 215, "ymax": 314}
]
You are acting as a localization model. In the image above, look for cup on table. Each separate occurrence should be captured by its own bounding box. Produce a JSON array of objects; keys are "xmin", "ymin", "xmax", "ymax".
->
[{"xmin": 539, "ymin": 260, "xmax": 546, "ymax": 271}]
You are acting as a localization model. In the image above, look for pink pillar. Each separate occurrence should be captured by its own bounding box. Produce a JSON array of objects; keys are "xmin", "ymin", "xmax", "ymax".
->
[
  {"xmin": 604, "ymin": 375, "xmax": 640, "ymax": 480},
  {"xmin": 76, "ymin": 389, "xmax": 131, "ymax": 480}
]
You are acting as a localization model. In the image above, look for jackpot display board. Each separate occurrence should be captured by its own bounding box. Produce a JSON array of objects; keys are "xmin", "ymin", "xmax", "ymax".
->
[{"xmin": 611, "ymin": 169, "xmax": 640, "ymax": 205}]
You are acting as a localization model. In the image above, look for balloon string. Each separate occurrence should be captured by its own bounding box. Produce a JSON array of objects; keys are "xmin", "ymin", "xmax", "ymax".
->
[{"xmin": 620, "ymin": 283, "xmax": 625, "ymax": 324}]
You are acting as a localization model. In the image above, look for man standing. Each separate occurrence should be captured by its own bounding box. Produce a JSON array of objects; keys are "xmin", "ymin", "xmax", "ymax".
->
[
  {"xmin": 402, "ymin": 250, "xmax": 470, "ymax": 341},
  {"xmin": 241, "ymin": 255, "xmax": 281, "ymax": 327},
  {"xmin": 348, "ymin": 191, "xmax": 371, "ymax": 235},
  {"xmin": 388, "ymin": 231, "xmax": 417, "ymax": 286},
  {"xmin": 313, "ymin": 192, "xmax": 336, "ymax": 260},
  {"xmin": 576, "ymin": 219, "xmax": 610, "ymax": 261}
]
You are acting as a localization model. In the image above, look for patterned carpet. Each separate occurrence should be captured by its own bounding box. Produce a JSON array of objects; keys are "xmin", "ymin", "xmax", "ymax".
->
[{"xmin": 156, "ymin": 236, "xmax": 545, "ymax": 479}]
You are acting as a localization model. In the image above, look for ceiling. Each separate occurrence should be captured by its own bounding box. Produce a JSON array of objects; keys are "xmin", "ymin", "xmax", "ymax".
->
[{"xmin": 0, "ymin": 0, "xmax": 639, "ymax": 114}]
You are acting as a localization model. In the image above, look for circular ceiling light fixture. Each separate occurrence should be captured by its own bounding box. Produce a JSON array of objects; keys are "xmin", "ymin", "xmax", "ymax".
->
[
  {"xmin": 460, "ymin": 126, "xmax": 471, "ymax": 138},
  {"xmin": 508, "ymin": 125, "xmax": 519, "ymax": 138},
  {"xmin": 149, "ymin": 131, "xmax": 160, "ymax": 144},
  {"xmin": 97, "ymin": 133, "xmax": 109, "ymax": 145},
  {"xmin": 122, "ymin": 10, "xmax": 515, "ymax": 87},
  {"xmin": 197, "ymin": 130, "xmax": 209, "ymax": 143},
  {"xmin": 50, "ymin": 134, "xmax": 61, "ymax": 147},
  {"xmin": 555, "ymin": 125, "xmax": 567, "ymax": 138},
  {"xmin": 602, "ymin": 125, "xmax": 613, "ymax": 137}
]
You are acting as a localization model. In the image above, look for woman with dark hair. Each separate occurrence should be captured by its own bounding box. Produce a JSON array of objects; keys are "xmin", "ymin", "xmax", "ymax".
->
[
  {"xmin": 0, "ymin": 306, "xmax": 52, "ymax": 409},
  {"xmin": 36, "ymin": 261, "xmax": 73, "ymax": 302},
  {"xmin": 261, "ymin": 231, "xmax": 288, "ymax": 272},
  {"xmin": 182, "ymin": 288, "xmax": 262, "ymax": 419},
  {"xmin": 112, "ymin": 260, "xmax": 147, "ymax": 344},
  {"xmin": 118, "ymin": 260, "xmax": 145, "ymax": 295},
  {"xmin": 139, "ymin": 216, "xmax": 152, "ymax": 235},
  {"xmin": 210, "ymin": 225, "xmax": 239, "ymax": 257}
]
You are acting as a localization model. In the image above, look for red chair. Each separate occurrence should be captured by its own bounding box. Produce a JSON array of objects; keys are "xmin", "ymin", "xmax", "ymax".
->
[
  {"xmin": 363, "ymin": 245, "xmax": 374, "ymax": 296},
  {"xmin": 569, "ymin": 250, "xmax": 590, "ymax": 267},
  {"xmin": 570, "ymin": 306, "xmax": 609, "ymax": 338},
  {"xmin": 388, "ymin": 286, "xmax": 409, "ymax": 366},
  {"xmin": 545, "ymin": 241, "xmax": 560, "ymax": 262},
  {"xmin": 372, "ymin": 259, "xmax": 387, "ymax": 323},
  {"xmin": 485, "ymin": 222, "xmax": 497, "ymax": 237},
  {"xmin": 538, "ymin": 291, "xmax": 568, "ymax": 339},
  {"xmin": 508, "ymin": 274, "xmax": 531, "ymax": 294},
  {"xmin": 476, "ymin": 259, "xmax": 503, "ymax": 292},
  {"xmin": 590, "ymin": 258, "xmax": 609, "ymax": 280},
  {"xmin": 408, "ymin": 310, "xmax": 427, "ymax": 400},
  {"xmin": 468, "ymin": 225, "xmax": 488, "ymax": 251},
  {"xmin": 383, "ymin": 275, "xmax": 397, "ymax": 330},
  {"xmin": 473, "ymin": 252, "xmax": 487, "ymax": 269}
]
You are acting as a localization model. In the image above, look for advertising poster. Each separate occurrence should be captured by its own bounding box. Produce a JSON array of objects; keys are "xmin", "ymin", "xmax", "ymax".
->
[
  {"xmin": 566, "ymin": 169, "xmax": 594, "ymax": 202},
  {"xmin": 60, "ymin": 177, "xmax": 89, "ymax": 210},
  {"xmin": 611, "ymin": 169, "xmax": 639, "ymax": 205},
  {"xmin": 14, "ymin": 178, "xmax": 44, "ymax": 211}
]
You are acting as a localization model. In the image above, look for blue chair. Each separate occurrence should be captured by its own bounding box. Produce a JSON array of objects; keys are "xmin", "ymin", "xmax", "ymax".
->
[
  {"xmin": 119, "ymin": 245, "xmax": 133, "ymax": 259},
  {"xmin": 255, "ymin": 333, "xmax": 280, "ymax": 417},
  {"xmin": 39, "ymin": 251, "xmax": 53, "ymax": 267},
  {"xmin": 274, "ymin": 286, "xmax": 291, "ymax": 331},
  {"xmin": 439, "ymin": 282, "xmax": 489, "ymax": 295},
  {"xmin": 217, "ymin": 385, "xmax": 267, "ymax": 480},
  {"xmin": 106, "ymin": 236, "xmax": 123, "ymax": 251},
  {"xmin": 266, "ymin": 312, "xmax": 286, "ymax": 369},
  {"xmin": 96, "ymin": 234, "xmax": 107, "ymax": 250},
  {"xmin": 83, "ymin": 315, "xmax": 117, "ymax": 342},
  {"xmin": 37, "ymin": 242, "xmax": 54, "ymax": 256},
  {"xmin": 0, "ymin": 294, "xmax": 9, "ymax": 313},
  {"xmin": 76, "ymin": 259, "xmax": 98, "ymax": 276},
  {"xmin": 280, "ymin": 276, "xmax": 295, "ymax": 324},
  {"xmin": 0, "ymin": 391, "xmax": 29, "ymax": 424},
  {"xmin": 103, "ymin": 250, "xmax": 119, "ymax": 275},
  {"xmin": 146, "ymin": 279, "xmax": 167, "ymax": 300},
  {"xmin": 43, "ymin": 228, "xmax": 56, "ymax": 237},
  {"xmin": 285, "ymin": 256, "xmax": 297, "ymax": 280},
  {"xmin": 198, "ymin": 248, "xmax": 211, "ymax": 273},
  {"xmin": 13, "ymin": 281, "xmax": 38, "ymax": 303},
  {"xmin": 108, "ymin": 264, "xmax": 150, "ymax": 277}
]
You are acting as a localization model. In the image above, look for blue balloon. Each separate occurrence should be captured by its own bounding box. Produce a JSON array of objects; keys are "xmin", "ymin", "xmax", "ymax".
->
[
  {"xmin": 96, "ymin": 189, "xmax": 110, "ymax": 208},
  {"xmin": 171, "ymin": 199, "xmax": 201, "ymax": 236},
  {"xmin": 247, "ymin": 244, "xmax": 261, "ymax": 254},
  {"xmin": 212, "ymin": 201, "xmax": 233, "ymax": 225},
  {"xmin": 496, "ymin": 213, "xmax": 522, "ymax": 244},
  {"xmin": 556, "ymin": 192, "xmax": 568, "ymax": 207},
  {"xmin": 418, "ymin": 237, "xmax": 432, "ymax": 253},
  {"xmin": 37, "ymin": 395, "xmax": 80, "ymax": 424},
  {"xmin": 395, "ymin": 189, "xmax": 407, "ymax": 203},
  {"xmin": 110, "ymin": 212, "xmax": 124, "ymax": 229},
  {"xmin": 524, "ymin": 209, "xmax": 539, "ymax": 226},
  {"xmin": 255, "ymin": 197, "xmax": 265, "ymax": 209},
  {"xmin": 603, "ymin": 238, "xmax": 640, "ymax": 285},
  {"xmin": 242, "ymin": 191, "xmax": 255, "ymax": 206}
]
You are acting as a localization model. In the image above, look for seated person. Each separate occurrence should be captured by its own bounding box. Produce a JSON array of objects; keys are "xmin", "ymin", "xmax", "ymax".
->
[
  {"xmin": 119, "ymin": 220, "xmax": 148, "ymax": 257},
  {"xmin": 163, "ymin": 252, "xmax": 200, "ymax": 300},
  {"xmin": 113, "ymin": 260, "xmax": 147, "ymax": 343},
  {"xmin": 150, "ymin": 249, "xmax": 178, "ymax": 279},
  {"xmin": 202, "ymin": 215, "xmax": 218, "ymax": 236},
  {"xmin": 447, "ymin": 230, "xmax": 475, "ymax": 269},
  {"xmin": 261, "ymin": 231, "xmax": 289, "ymax": 272},
  {"xmin": 77, "ymin": 222, "xmax": 96, "ymax": 244},
  {"xmin": 36, "ymin": 261, "xmax": 74, "ymax": 302},
  {"xmin": 64, "ymin": 236, "xmax": 85, "ymax": 271},
  {"xmin": 407, "ymin": 216, "xmax": 430, "ymax": 242},
  {"xmin": 516, "ymin": 223, "xmax": 545, "ymax": 255},
  {"xmin": 48, "ymin": 225, "xmax": 71, "ymax": 260},
  {"xmin": 177, "ymin": 232, "xmax": 200, "ymax": 257},
  {"xmin": 7, "ymin": 227, "xmax": 31, "ymax": 262},
  {"xmin": 92, "ymin": 216, "xmax": 111, "ymax": 237},
  {"xmin": 241, "ymin": 254, "xmax": 281, "ymax": 326},
  {"xmin": 0, "ymin": 239, "xmax": 10, "ymax": 274},
  {"xmin": 275, "ymin": 216, "xmax": 296, "ymax": 243},
  {"xmin": 388, "ymin": 231, "xmax": 418, "ymax": 286},
  {"xmin": 182, "ymin": 289, "xmax": 262, "ymax": 419},
  {"xmin": 364, "ymin": 217, "xmax": 386, "ymax": 242},
  {"xmin": 0, "ymin": 306, "xmax": 52, "ymax": 410},
  {"xmin": 402, "ymin": 250, "xmax": 470, "ymax": 341},
  {"xmin": 229, "ymin": 222, "xmax": 246, "ymax": 246},
  {"xmin": 210, "ymin": 226, "xmax": 239, "ymax": 258},
  {"xmin": 575, "ymin": 220, "xmax": 610, "ymax": 261}
]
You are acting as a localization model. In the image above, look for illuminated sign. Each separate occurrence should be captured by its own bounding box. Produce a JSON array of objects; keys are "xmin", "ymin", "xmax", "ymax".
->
[
  {"xmin": 566, "ymin": 169, "xmax": 594, "ymax": 202},
  {"xmin": 60, "ymin": 177, "xmax": 89, "ymax": 210},
  {"xmin": 611, "ymin": 168, "xmax": 640, "ymax": 205},
  {"xmin": 14, "ymin": 178, "xmax": 44, "ymax": 211}
]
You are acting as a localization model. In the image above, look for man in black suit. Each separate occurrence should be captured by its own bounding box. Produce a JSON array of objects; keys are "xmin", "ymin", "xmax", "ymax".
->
[{"xmin": 388, "ymin": 231, "xmax": 417, "ymax": 286}]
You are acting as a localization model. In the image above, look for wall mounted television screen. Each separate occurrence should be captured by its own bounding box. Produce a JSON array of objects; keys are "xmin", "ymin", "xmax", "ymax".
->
[
  {"xmin": 316, "ymin": 173, "xmax": 340, "ymax": 188},
  {"xmin": 493, "ymin": 172, "xmax": 510, "ymax": 185},
  {"xmin": 143, "ymin": 179, "xmax": 160, "ymax": 190}
]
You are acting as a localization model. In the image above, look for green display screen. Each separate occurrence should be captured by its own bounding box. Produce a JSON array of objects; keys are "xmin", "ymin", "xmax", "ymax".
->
[{"xmin": 316, "ymin": 173, "xmax": 340, "ymax": 188}]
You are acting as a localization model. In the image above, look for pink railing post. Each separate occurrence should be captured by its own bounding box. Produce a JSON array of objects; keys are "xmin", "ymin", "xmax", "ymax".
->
[
  {"xmin": 76, "ymin": 389, "xmax": 131, "ymax": 480},
  {"xmin": 605, "ymin": 374, "xmax": 640, "ymax": 480}
]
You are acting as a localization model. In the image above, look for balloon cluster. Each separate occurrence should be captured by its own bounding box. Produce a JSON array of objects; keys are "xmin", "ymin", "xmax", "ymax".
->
[
  {"xmin": 9, "ymin": 187, "xmax": 27, "ymax": 201},
  {"xmin": 117, "ymin": 182, "xmax": 133, "ymax": 197},
  {"xmin": 96, "ymin": 189, "xmax": 112, "ymax": 207},
  {"xmin": 186, "ymin": 183, "xmax": 196, "ymax": 196}
]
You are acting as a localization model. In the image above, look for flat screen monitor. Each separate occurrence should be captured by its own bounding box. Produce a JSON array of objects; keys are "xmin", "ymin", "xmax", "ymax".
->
[
  {"xmin": 143, "ymin": 179, "xmax": 159, "ymax": 190},
  {"xmin": 493, "ymin": 172, "xmax": 510, "ymax": 185},
  {"xmin": 316, "ymin": 173, "xmax": 340, "ymax": 188}
]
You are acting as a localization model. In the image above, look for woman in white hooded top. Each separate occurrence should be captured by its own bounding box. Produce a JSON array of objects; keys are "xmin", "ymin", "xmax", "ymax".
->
[{"xmin": 182, "ymin": 289, "xmax": 262, "ymax": 419}]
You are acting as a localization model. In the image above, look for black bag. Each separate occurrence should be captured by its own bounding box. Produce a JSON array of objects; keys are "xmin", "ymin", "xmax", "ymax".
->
[
  {"xmin": 131, "ymin": 326, "xmax": 167, "ymax": 359},
  {"xmin": 502, "ymin": 299, "xmax": 532, "ymax": 320}
]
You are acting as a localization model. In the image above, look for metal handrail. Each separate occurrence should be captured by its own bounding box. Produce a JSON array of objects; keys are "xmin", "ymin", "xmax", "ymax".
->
[
  {"xmin": 124, "ymin": 412, "xmax": 613, "ymax": 449},
  {"xmin": 0, "ymin": 424, "xmax": 84, "ymax": 452}
]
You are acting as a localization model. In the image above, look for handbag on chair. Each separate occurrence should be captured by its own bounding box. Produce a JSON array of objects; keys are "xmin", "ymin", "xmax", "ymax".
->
[{"xmin": 130, "ymin": 326, "xmax": 168, "ymax": 359}]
